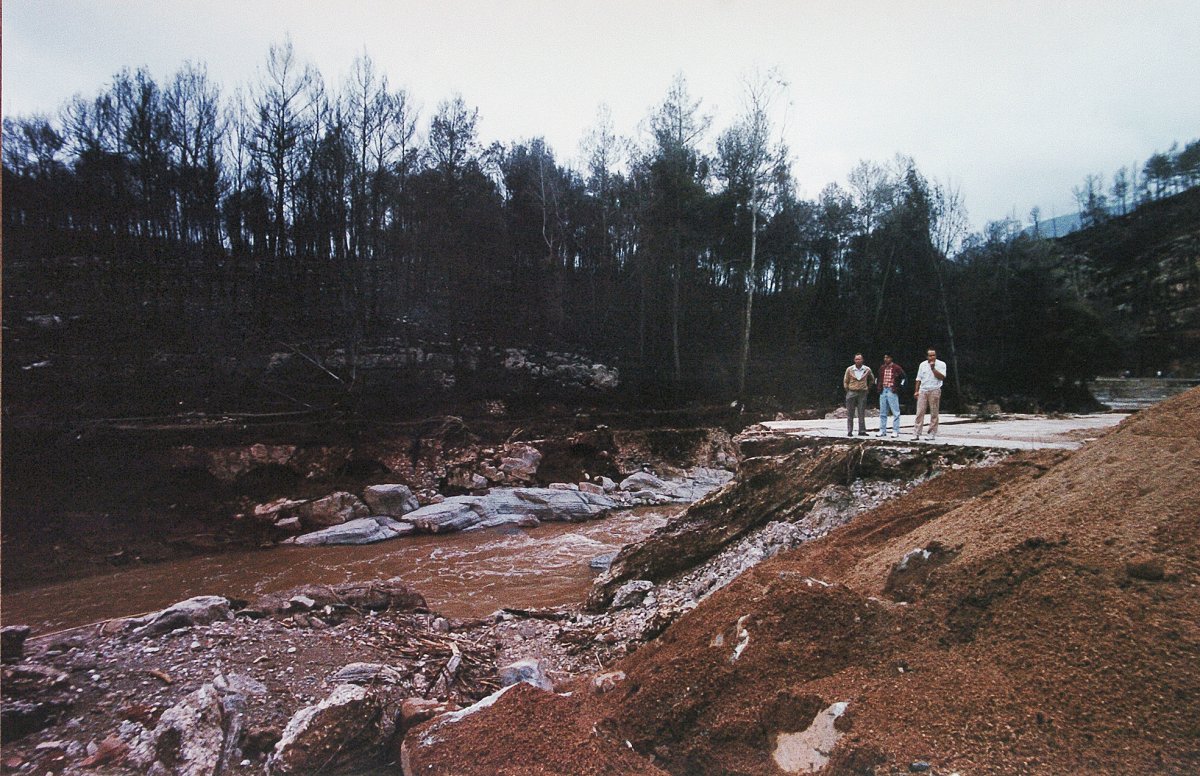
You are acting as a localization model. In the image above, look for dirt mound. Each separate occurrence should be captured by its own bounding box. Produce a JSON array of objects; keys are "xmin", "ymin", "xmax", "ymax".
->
[
  {"xmin": 401, "ymin": 682, "xmax": 668, "ymax": 776},
  {"xmin": 589, "ymin": 443, "xmax": 996, "ymax": 611},
  {"xmin": 405, "ymin": 388, "xmax": 1200, "ymax": 774}
]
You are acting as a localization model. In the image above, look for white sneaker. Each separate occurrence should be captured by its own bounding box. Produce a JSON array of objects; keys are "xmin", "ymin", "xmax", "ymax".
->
[
  {"xmin": 913, "ymin": 433, "xmax": 921, "ymax": 440},
  {"xmin": 876, "ymin": 431, "xmax": 887, "ymax": 437},
  {"xmin": 928, "ymin": 434, "xmax": 937, "ymax": 442},
  {"xmin": 890, "ymin": 431, "xmax": 899, "ymax": 438}
]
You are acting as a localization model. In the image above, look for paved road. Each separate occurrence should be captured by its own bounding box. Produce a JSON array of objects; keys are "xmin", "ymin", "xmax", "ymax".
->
[{"xmin": 758, "ymin": 413, "xmax": 1129, "ymax": 451}]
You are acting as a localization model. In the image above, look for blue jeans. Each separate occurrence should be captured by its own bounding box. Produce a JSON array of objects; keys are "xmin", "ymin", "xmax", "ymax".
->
[{"xmin": 879, "ymin": 388, "xmax": 901, "ymax": 434}]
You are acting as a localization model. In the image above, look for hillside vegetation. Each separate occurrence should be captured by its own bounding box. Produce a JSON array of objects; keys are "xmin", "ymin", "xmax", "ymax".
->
[{"xmin": 4, "ymin": 51, "xmax": 1197, "ymax": 418}]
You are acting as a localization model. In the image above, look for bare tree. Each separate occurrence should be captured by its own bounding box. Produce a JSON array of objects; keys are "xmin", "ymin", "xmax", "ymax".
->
[
  {"xmin": 428, "ymin": 94, "xmax": 479, "ymax": 180},
  {"xmin": 1072, "ymin": 173, "xmax": 1108, "ymax": 226},
  {"xmin": 647, "ymin": 73, "xmax": 711, "ymax": 383},
  {"xmin": 716, "ymin": 68, "xmax": 789, "ymax": 398},
  {"xmin": 166, "ymin": 61, "xmax": 223, "ymax": 249},
  {"xmin": 580, "ymin": 104, "xmax": 622, "ymax": 266},
  {"xmin": 847, "ymin": 160, "xmax": 896, "ymax": 236},
  {"xmin": 343, "ymin": 53, "xmax": 418, "ymax": 322},
  {"xmin": 250, "ymin": 37, "xmax": 320, "ymax": 263},
  {"xmin": 1110, "ymin": 166, "xmax": 1129, "ymax": 215},
  {"xmin": 929, "ymin": 179, "xmax": 968, "ymax": 398}
]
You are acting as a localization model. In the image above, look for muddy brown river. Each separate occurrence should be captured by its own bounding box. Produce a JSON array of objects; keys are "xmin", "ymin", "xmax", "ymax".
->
[{"xmin": 3, "ymin": 508, "xmax": 675, "ymax": 635}]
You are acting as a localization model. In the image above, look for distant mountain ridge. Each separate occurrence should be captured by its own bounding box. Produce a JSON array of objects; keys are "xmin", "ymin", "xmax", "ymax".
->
[
  {"xmin": 1027, "ymin": 210, "xmax": 1083, "ymax": 237},
  {"xmin": 1022, "ymin": 203, "xmax": 1135, "ymax": 238}
]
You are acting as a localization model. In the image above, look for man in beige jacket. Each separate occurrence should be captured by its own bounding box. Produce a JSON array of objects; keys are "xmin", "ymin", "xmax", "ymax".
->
[{"xmin": 843, "ymin": 353, "xmax": 875, "ymax": 436}]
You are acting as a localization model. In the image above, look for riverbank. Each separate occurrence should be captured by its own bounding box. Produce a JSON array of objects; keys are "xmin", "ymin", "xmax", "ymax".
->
[{"xmin": 1, "ymin": 409, "xmax": 744, "ymax": 593}]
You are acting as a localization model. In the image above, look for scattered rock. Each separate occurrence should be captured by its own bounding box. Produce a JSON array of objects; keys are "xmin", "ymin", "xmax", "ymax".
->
[
  {"xmin": 293, "ymin": 516, "xmax": 415, "ymax": 546},
  {"xmin": 620, "ymin": 471, "xmax": 670, "ymax": 493},
  {"xmin": 590, "ymin": 671, "xmax": 626, "ymax": 694},
  {"xmin": 273, "ymin": 516, "xmax": 302, "ymax": 532},
  {"xmin": 329, "ymin": 662, "xmax": 405, "ymax": 685},
  {"xmin": 0, "ymin": 665, "xmax": 73, "ymax": 741},
  {"xmin": 129, "ymin": 596, "xmax": 232, "ymax": 637},
  {"xmin": 241, "ymin": 725, "xmax": 283, "ymax": 759},
  {"xmin": 213, "ymin": 672, "xmax": 268, "ymax": 696},
  {"xmin": 297, "ymin": 492, "xmax": 370, "ymax": 528},
  {"xmin": 253, "ymin": 497, "xmax": 307, "ymax": 523},
  {"xmin": 128, "ymin": 683, "xmax": 231, "ymax": 776},
  {"xmin": 499, "ymin": 444, "xmax": 542, "ymax": 483},
  {"xmin": 483, "ymin": 488, "xmax": 615, "ymax": 523},
  {"xmin": 447, "ymin": 469, "xmax": 490, "ymax": 491},
  {"xmin": 1, "ymin": 625, "xmax": 31, "ymax": 663},
  {"xmin": 589, "ymin": 446, "xmax": 857, "ymax": 611},
  {"xmin": 578, "ymin": 481, "xmax": 605, "ymax": 495},
  {"xmin": 405, "ymin": 497, "xmax": 493, "ymax": 533},
  {"xmin": 666, "ymin": 467, "xmax": 736, "ymax": 501},
  {"xmin": 398, "ymin": 698, "xmax": 460, "ymax": 736},
  {"xmin": 362, "ymin": 484, "xmax": 420, "ymax": 516},
  {"xmin": 404, "ymin": 487, "xmax": 615, "ymax": 534},
  {"xmin": 500, "ymin": 349, "xmax": 620, "ymax": 391},
  {"xmin": 268, "ymin": 684, "xmax": 385, "ymax": 774},
  {"xmin": 465, "ymin": 513, "xmax": 540, "ymax": 531},
  {"xmin": 589, "ymin": 552, "xmax": 618, "ymax": 571},
  {"xmin": 611, "ymin": 580, "xmax": 655, "ymax": 609},
  {"xmin": 497, "ymin": 659, "xmax": 553, "ymax": 691},
  {"xmin": 78, "ymin": 734, "xmax": 128, "ymax": 768},
  {"xmin": 251, "ymin": 578, "xmax": 426, "ymax": 616}
]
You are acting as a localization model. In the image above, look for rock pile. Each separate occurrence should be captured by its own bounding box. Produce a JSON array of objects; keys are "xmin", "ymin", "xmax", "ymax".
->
[
  {"xmin": 253, "ymin": 464, "xmax": 734, "ymax": 547},
  {"xmin": 0, "ymin": 578, "xmax": 499, "ymax": 774}
]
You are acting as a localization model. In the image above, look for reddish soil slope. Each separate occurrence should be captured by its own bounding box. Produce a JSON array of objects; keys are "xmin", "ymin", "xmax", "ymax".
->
[{"xmin": 407, "ymin": 389, "xmax": 1200, "ymax": 775}]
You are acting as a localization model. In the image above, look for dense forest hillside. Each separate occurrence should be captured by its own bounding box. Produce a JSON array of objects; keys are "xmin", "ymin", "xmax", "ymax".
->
[
  {"xmin": 3, "ymin": 49, "xmax": 1198, "ymax": 424},
  {"xmin": 1057, "ymin": 187, "xmax": 1200, "ymax": 376}
]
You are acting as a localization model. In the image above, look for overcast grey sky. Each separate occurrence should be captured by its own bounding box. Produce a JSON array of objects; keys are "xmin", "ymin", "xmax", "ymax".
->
[{"xmin": 4, "ymin": 0, "xmax": 1198, "ymax": 231}]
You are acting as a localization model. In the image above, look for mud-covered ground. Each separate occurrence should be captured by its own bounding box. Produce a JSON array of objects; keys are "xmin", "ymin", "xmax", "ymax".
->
[{"xmin": 1, "ymin": 432, "xmax": 1024, "ymax": 775}]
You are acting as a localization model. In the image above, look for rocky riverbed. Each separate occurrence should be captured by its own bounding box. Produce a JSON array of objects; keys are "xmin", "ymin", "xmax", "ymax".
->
[{"xmin": 2, "ymin": 417, "xmax": 744, "ymax": 592}]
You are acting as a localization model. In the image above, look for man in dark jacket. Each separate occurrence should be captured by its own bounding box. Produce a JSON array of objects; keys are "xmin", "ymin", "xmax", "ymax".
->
[{"xmin": 876, "ymin": 354, "xmax": 906, "ymax": 437}]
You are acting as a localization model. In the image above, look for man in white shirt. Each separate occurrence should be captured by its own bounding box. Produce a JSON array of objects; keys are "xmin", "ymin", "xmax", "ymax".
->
[{"xmin": 913, "ymin": 348, "xmax": 947, "ymax": 441}]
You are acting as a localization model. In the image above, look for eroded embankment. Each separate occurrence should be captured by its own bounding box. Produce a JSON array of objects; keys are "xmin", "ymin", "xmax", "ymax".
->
[{"xmin": 403, "ymin": 388, "xmax": 1200, "ymax": 775}]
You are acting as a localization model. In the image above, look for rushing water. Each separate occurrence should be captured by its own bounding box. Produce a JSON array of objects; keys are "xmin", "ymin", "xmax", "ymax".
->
[{"xmin": 2, "ymin": 508, "xmax": 675, "ymax": 635}]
